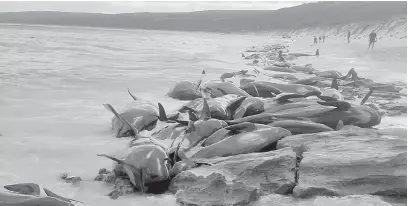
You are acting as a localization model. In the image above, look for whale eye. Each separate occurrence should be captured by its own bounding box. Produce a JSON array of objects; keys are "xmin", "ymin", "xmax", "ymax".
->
[
  {"xmin": 123, "ymin": 130, "xmax": 133, "ymax": 137},
  {"xmin": 163, "ymin": 158, "xmax": 173, "ymax": 168}
]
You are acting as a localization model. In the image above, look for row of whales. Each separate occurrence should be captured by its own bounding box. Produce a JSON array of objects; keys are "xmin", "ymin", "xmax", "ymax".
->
[{"xmin": 94, "ymin": 70, "xmax": 380, "ymax": 195}]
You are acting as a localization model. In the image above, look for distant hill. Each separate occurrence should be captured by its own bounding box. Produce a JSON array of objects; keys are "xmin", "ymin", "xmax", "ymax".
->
[{"xmin": 0, "ymin": 1, "xmax": 406, "ymax": 32}]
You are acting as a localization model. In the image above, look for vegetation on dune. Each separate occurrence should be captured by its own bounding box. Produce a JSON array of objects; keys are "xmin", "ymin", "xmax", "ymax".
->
[{"xmin": 0, "ymin": 1, "xmax": 406, "ymax": 32}]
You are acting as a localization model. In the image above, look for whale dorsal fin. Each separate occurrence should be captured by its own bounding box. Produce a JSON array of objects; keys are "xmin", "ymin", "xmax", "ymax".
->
[
  {"xmin": 196, "ymin": 70, "xmax": 206, "ymax": 90},
  {"xmin": 331, "ymin": 78, "xmax": 339, "ymax": 90},
  {"xmin": 185, "ymin": 121, "xmax": 196, "ymax": 134},
  {"xmin": 336, "ymin": 120, "xmax": 344, "ymax": 131},
  {"xmin": 276, "ymin": 93, "xmax": 307, "ymax": 103},
  {"xmin": 157, "ymin": 103, "xmax": 168, "ymax": 122},
  {"xmin": 200, "ymin": 98, "xmax": 211, "ymax": 120}
]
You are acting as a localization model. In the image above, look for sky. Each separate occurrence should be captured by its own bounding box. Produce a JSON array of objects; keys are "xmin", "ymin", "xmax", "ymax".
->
[{"xmin": 0, "ymin": 1, "xmax": 314, "ymax": 13}]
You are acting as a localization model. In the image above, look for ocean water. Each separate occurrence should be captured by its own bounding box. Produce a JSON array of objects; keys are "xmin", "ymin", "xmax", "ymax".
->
[{"xmin": 0, "ymin": 24, "xmax": 406, "ymax": 206}]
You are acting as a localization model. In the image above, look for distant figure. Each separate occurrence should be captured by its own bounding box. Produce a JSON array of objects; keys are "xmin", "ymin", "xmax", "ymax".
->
[
  {"xmin": 319, "ymin": 36, "xmax": 322, "ymax": 43},
  {"xmin": 368, "ymin": 30, "xmax": 377, "ymax": 49},
  {"xmin": 253, "ymin": 59, "xmax": 259, "ymax": 66},
  {"xmin": 314, "ymin": 36, "xmax": 318, "ymax": 44},
  {"xmin": 316, "ymin": 49, "xmax": 320, "ymax": 56},
  {"xmin": 278, "ymin": 50, "xmax": 285, "ymax": 62},
  {"xmin": 322, "ymin": 35, "xmax": 326, "ymax": 43},
  {"xmin": 347, "ymin": 31, "xmax": 351, "ymax": 44}
]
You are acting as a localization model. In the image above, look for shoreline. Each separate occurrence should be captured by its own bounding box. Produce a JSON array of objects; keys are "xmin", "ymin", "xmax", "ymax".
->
[
  {"xmin": 1, "ymin": 15, "xmax": 406, "ymax": 40},
  {"xmin": 0, "ymin": 23, "xmax": 406, "ymax": 206}
]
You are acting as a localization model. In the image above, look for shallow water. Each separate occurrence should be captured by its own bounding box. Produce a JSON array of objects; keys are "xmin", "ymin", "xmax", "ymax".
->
[{"xmin": 0, "ymin": 24, "xmax": 406, "ymax": 206}]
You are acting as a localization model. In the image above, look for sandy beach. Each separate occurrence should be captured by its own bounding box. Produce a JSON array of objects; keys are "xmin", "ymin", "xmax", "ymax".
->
[{"xmin": 0, "ymin": 18, "xmax": 406, "ymax": 206}]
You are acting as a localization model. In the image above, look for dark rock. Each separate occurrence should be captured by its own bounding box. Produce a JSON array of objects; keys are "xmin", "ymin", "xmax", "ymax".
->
[
  {"xmin": 169, "ymin": 147, "xmax": 296, "ymax": 206},
  {"xmin": 386, "ymin": 110, "xmax": 402, "ymax": 116},
  {"xmin": 174, "ymin": 173, "xmax": 260, "ymax": 206},
  {"xmin": 381, "ymin": 102, "xmax": 407, "ymax": 113},
  {"xmin": 94, "ymin": 168, "xmax": 137, "ymax": 199},
  {"xmin": 277, "ymin": 127, "xmax": 407, "ymax": 199}
]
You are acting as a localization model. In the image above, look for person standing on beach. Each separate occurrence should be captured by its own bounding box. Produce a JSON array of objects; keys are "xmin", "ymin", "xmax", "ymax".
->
[
  {"xmin": 319, "ymin": 36, "xmax": 322, "ymax": 43},
  {"xmin": 368, "ymin": 30, "xmax": 377, "ymax": 49},
  {"xmin": 314, "ymin": 36, "xmax": 318, "ymax": 44},
  {"xmin": 347, "ymin": 31, "xmax": 351, "ymax": 44},
  {"xmin": 278, "ymin": 50, "xmax": 285, "ymax": 62},
  {"xmin": 322, "ymin": 35, "xmax": 326, "ymax": 43}
]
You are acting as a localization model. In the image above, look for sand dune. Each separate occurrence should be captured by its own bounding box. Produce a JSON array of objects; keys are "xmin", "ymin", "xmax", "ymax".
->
[
  {"xmin": 278, "ymin": 16, "xmax": 407, "ymax": 40},
  {"xmin": 0, "ymin": 2, "xmax": 406, "ymax": 33}
]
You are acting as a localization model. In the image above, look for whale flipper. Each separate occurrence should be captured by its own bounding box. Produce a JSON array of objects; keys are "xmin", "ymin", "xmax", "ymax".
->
[
  {"xmin": 103, "ymin": 104, "xmax": 143, "ymax": 138},
  {"xmin": 103, "ymin": 103, "xmax": 121, "ymax": 118},
  {"xmin": 252, "ymin": 84, "xmax": 260, "ymax": 97},
  {"xmin": 127, "ymin": 88, "xmax": 140, "ymax": 101},
  {"xmin": 276, "ymin": 93, "xmax": 307, "ymax": 103},
  {"xmin": 225, "ymin": 122, "xmax": 257, "ymax": 132},
  {"xmin": 304, "ymin": 91, "xmax": 322, "ymax": 97},
  {"xmin": 360, "ymin": 87, "xmax": 375, "ymax": 105},
  {"xmin": 168, "ymin": 113, "xmax": 180, "ymax": 121},
  {"xmin": 317, "ymin": 100, "xmax": 351, "ymax": 110},
  {"xmin": 173, "ymin": 121, "xmax": 195, "ymax": 163},
  {"xmin": 317, "ymin": 95, "xmax": 338, "ymax": 102},
  {"xmin": 43, "ymin": 188, "xmax": 83, "ymax": 204},
  {"xmin": 4, "ymin": 183, "xmax": 41, "ymax": 196},
  {"xmin": 217, "ymin": 88, "xmax": 228, "ymax": 95}
]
